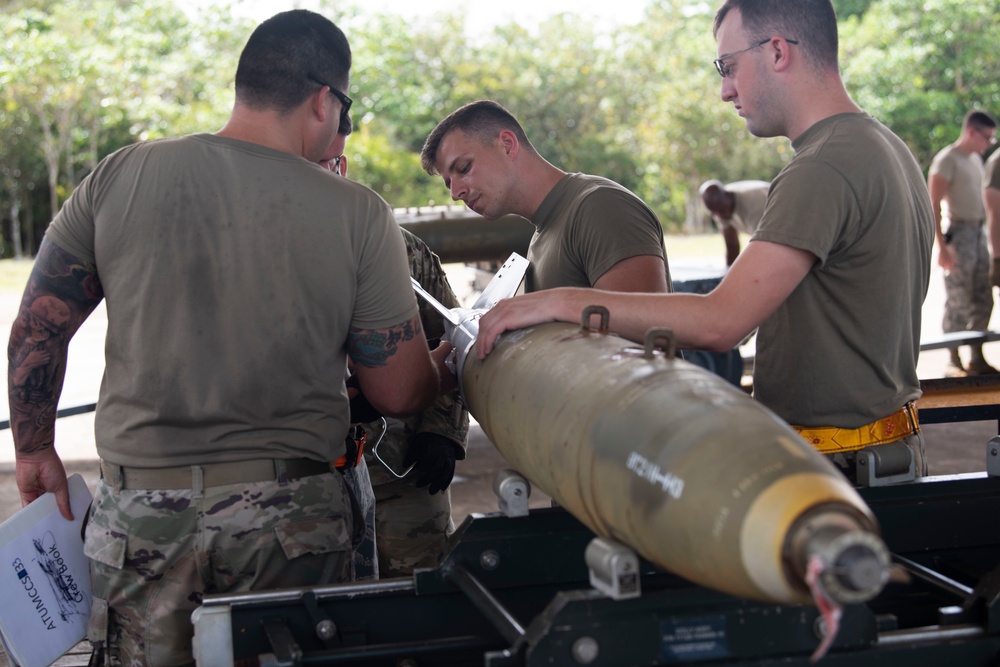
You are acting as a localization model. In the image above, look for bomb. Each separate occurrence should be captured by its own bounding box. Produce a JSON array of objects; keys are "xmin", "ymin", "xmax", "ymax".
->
[{"xmin": 419, "ymin": 255, "xmax": 889, "ymax": 607}]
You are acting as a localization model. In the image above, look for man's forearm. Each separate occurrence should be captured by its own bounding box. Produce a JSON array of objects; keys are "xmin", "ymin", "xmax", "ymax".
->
[
  {"xmin": 722, "ymin": 225, "xmax": 741, "ymax": 266},
  {"xmin": 8, "ymin": 307, "xmax": 72, "ymax": 456},
  {"xmin": 985, "ymin": 189, "xmax": 1000, "ymax": 257},
  {"xmin": 990, "ymin": 213, "xmax": 1000, "ymax": 259},
  {"xmin": 7, "ymin": 370, "xmax": 62, "ymax": 456},
  {"xmin": 412, "ymin": 389, "xmax": 470, "ymax": 447},
  {"xmin": 7, "ymin": 239, "xmax": 104, "ymax": 456}
]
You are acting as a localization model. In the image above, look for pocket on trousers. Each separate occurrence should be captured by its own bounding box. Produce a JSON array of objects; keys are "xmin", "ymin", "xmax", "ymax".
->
[
  {"xmin": 87, "ymin": 595, "xmax": 109, "ymax": 646},
  {"xmin": 273, "ymin": 514, "xmax": 352, "ymax": 561},
  {"xmin": 84, "ymin": 522, "xmax": 127, "ymax": 570}
]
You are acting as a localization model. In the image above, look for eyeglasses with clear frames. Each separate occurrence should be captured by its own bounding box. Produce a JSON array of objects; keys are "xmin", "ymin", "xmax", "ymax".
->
[
  {"xmin": 975, "ymin": 127, "xmax": 998, "ymax": 145},
  {"xmin": 713, "ymin": 38, "xmax": 799, "ymax": 78}
]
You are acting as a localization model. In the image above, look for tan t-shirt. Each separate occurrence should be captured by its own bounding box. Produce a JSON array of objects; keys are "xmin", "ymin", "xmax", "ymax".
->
[
  {"xmin": 752, "ymin": 114, "xmax": 933, "ymax": 428},
  {"xmin": 525, "ymin": 173, "xmax": 669, "ymax": 292},
  {"xmin": 985, "ymin": 149, "xmax": 1000, "ymax": 191},
  {"xmin": 930, "ymin": 144, "xmax": 986, "ymax": 221},
  {"xmin": 724, "ymin": 180, "xmax": 770, "ymax": 235},
  {"xmin": 47, "ymin": 134, "xmax": 417, "ymax": 467}
]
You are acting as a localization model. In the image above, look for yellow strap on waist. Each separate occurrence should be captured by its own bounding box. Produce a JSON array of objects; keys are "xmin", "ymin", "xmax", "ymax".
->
[{"xmin": 793, "ymin": 402, "xmax": 920, "ymax": 454}]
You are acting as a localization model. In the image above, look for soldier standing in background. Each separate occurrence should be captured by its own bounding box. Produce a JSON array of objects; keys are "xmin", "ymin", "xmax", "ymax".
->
[
  {"xmin": 929, "ymin": 110, "xmax": 999, "ymax": 377},
  {"xmin": 699, "ymin": 179, "xmax": 770, "ymax": 266},
  {"xmin": 321, "ymin": 117, "xmax": 470, "ymax": 579},
  {"xmin": 981, "ymin": 143, "xmax": 1000, "ymax": 293}
]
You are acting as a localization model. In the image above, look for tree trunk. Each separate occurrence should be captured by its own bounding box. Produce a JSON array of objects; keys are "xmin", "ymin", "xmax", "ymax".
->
[
  {"xmin": 25, "ymin": 189, "xmax": 36, "ymax": 257},
  {"xmin": 8, "ymin": 188, "xmax": 23, "ymax": 259}
]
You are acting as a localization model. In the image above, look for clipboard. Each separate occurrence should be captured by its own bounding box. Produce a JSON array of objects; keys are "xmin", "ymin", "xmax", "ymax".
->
[{"xmin": 0, "ymin": 474, "xmax": 93, "ymax": 667}]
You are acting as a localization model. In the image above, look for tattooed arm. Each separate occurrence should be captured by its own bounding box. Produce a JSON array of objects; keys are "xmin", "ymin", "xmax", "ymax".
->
[
  {"xmin": 7, "ymin": 238, "xmax": 104, "ymax": 519},
  {"xmin": 347, "ymin": 315, "xmax": 449, "ymax": 419}
]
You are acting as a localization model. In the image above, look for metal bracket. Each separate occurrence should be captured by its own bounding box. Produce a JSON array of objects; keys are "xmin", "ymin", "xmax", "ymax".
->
[
  {"xmin": 856, "ymin": 442, "xmax": 917, "ymax": 487},
  {"xmin": 301, "ymin": 591, "xmax": 338, "ymax": 648},
  {"xmin": 644, "ymin": 327, "xmax": 677, "ymax": 360},
  {"xmin": 580, "ymin": 305, "xmax": 610, "ymax": 334},
  {"xmin": 260, "ymin": 618, "xmax": 303, "ymax": 667},
  {"xmin": 987, "ymin": 436, "xmax": 1000, "ymax": 477},
  {"xmin": 191, "ymin": 605, "xmax": 234, "ymax": 667},
  {"xmin": 493, "ymin": 469, "xmax": 531, "ymax": 518},
  {"xmin": 585, "ymin": 537, "xmax": 641, "ymax": 600}
]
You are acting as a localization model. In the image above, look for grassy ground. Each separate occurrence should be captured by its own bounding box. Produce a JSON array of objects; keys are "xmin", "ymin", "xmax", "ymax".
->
[
  {"xmin": 0, "ymin": 258, "xmax": 33, "ymax": 292},
  {"xmin": 663, "ymin": 233, "xmax": 729, "ymax": 259}
]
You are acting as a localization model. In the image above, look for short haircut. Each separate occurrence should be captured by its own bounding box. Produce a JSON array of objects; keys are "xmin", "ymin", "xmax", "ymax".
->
[
  {"xmin": 699, "ymin": 179, "xmax": 726, "ymax": 198},
  {"xmin": 964, "ymin": 110, "xmax": 998, "ymax": 131},
  {"xmin": 234, "ymin": 9, "xmax": 351, "ymax": 115},
  {"xmin": 420, "ymin": 100, "xmax": 536, "ymax": 175},
  {"xmin": 714, "ymin": 0, "xmax": 840, "ymax": 73}
]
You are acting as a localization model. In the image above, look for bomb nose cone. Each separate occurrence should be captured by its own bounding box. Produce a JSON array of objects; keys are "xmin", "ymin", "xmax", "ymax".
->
[
  {"xmin": 823, "ymin": 532, "xmax": 890, "ymax": 603},
  {"xmin": 793, "ymin": 514, "xmax": 890, "ymax": 604},
  {"xmin": 835, "ymin": 540, "xmax": 888, "ymax": 593}
]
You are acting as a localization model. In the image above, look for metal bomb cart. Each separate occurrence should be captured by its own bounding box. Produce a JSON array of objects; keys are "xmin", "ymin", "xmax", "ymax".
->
[
  {"xmin": 190, "ymin": 256, "xmax": 1000, "ymax": 667},
  {"xmin": 191, "ymin": 461, "xmax": 1000, "ymax": 666}
]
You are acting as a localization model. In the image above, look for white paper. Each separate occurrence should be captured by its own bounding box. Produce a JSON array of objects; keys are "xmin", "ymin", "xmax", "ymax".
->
[{"xmin": 0, "ymin": 473, "xmax": 93, "ymax": 667}]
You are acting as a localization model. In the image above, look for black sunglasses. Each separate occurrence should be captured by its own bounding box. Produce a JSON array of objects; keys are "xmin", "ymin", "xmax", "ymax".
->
[{"xmin": 307, "ymin": 74, "xmax": 353, "ymax": 128}]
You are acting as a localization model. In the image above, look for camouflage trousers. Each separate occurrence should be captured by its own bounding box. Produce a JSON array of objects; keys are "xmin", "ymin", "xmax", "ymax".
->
[
  {"xmin": 340, "ymin": 458, "xmax": 378, "ymax": 580},
  {"xmin": 84, "ymin": 469, "xmax": 355, "ymax": 666},
  {"xmin": 372, "ymin": 473, "xmax": 456, "ymax": 578},
  {"xmin": 942, "ymin": 221, "xmax": 993, "ymax": 334}
]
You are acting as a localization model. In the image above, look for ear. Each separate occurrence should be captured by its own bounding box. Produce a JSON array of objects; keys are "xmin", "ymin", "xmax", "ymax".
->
[
  {"xmin": 310, "ymin": 87, "xmax": 330, "ymax": 122},
  {"xmin": 498, "ymin": 129, "xmax": 520, "ymax": 161},
  {"xmin": 339, "ymin": 155, "xmax": 349, "ymax": 178},
  {"xmin": 724, "ymin": 191, "xmax": 736, "ymax": 218},
  {"xmin": 771, "ymin": 37, "xmax": 794, "ymax": 73}
]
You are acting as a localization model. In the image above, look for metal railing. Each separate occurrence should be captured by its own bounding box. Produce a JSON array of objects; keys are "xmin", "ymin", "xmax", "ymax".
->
[{"xmin": 0, "ymin": 403, "xmax": 97, "ymax": 431}]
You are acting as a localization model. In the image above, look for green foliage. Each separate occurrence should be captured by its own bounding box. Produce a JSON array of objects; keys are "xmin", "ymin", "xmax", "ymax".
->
[
  {"xmin": 620, "ymin": 0, "xmax": 792, "ymax": 227},
  {"xmin": 2, "ymin": 0, "xmax": 998, "ymax": 254},
  {"xmin": 348, "ymin": 11, "xmax": 467, "ymax": 154},
  {"xmin": 346, "ymin": 121, "xmax": 445, "ymax": 208},
  {"xmin": 345, "ymin": 10, "xmax": 654, "ymax": 211},
  {"xmin": 0, "ymin": 0, "xmax": 249, "ymax": 256},
  {"xmin": 842, "ymin": 0, "xmax": 1000, "ymax": 168},
  {"xmin": 833, "ymin": 0, "xmax": 874, "ymax": 20}
]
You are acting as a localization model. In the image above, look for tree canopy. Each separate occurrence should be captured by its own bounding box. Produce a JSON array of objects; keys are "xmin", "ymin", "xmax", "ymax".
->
[{"xmin": 2, "ymin": 0, "xmax": 998, "ymax": 257}]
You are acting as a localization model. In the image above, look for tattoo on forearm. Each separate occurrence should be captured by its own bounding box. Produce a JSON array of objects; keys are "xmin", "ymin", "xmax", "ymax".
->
[
  {"xmin": 7, "ymin": 241, "xmax": 103, "ymax": 455},
  {"xmin": 348, "ymin": 316, "xmax": 422, "ymax": 367}
]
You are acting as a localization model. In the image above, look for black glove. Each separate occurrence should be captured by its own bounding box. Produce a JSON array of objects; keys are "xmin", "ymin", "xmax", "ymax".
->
[
  {"xmin": 346, "ymin": 374, "xmax": 382, "ymax": 424},
  {"xmin": 404, "ymin": 433, "xmax": 461, "ymax": 495}
]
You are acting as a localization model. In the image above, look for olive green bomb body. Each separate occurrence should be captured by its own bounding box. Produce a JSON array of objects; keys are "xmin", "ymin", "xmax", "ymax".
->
[{"xmin": 460, "ymin": 315, "xmax": 888, "ymax": 606}]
